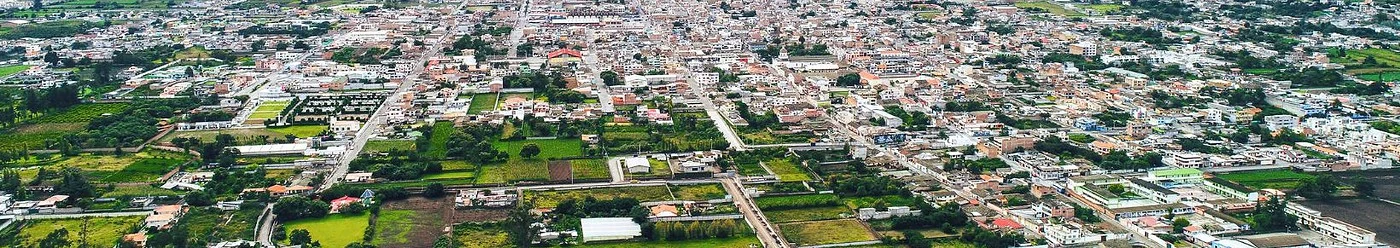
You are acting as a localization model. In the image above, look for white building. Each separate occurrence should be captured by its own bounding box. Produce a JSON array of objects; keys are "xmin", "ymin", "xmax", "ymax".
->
[
  {"xmin": 579, "ymin": 217, "xmax": 642, "ymax": 242},
  {"xmin": 624, "ymin": 157, "xmax": 650, "ymax": 173}
]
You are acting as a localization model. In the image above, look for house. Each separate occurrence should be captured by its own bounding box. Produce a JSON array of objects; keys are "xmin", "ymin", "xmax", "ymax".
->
[
  {"xmin": 456, "ymin": 189, "xmax": 517, "ymax": 208},
  {"xmin": 145, "ymin": 205, "xmax": 186, "ymax": 230},
  {"xmin": 580, "ymin": 217, "xmax": 642, "ymax": 242},
  {"xmin": 624, "ymin": 157, "xmax": 650, "ymax": 173},
  {"xmin": 122, "ymin": 233, "xmax": 147, "ymax": 248},
  {"xmin": 344, "ymin": 172, "xmax": 373, "ymax": 182},
  {"xmin": 329, "ymin": 196, "xmax": 362, "ymax": 213},
  {"xmin": 216, "ymin": 201, "xmax": 245, "ymax": 211},
  {"xmin": 649, "ymin": 204, "xmax": 680, "ymax": 218}
]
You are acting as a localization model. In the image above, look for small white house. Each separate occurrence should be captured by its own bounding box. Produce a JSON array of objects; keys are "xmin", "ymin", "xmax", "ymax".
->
[{"xmin": 624, "ymin": 157, "xmax": 650, "ymax": 173}]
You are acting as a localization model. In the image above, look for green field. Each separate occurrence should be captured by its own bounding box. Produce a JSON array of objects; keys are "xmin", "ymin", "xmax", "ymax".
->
[
  {"xmin": 467, "ymin": 93, "xmax": 499, "ymax": 114},
  {"xmin": 372, "ymin": 210, "xmax": 415, "ymax": 245},
  {"xmin": 424, "ymin": 122, "xmax": 456, "ymax": 158},
  {"xmin": 24, "ymin": 103, "xmax": 129, "ymax": 124},
  {"xmin": 671, "ymin": 183, "xmax": 727, "ymax": 201},
  {"xmin": 363, "ymin": 139, "xmax": 417, "ymax": 153},
  {"xmin": 765, "ymin": 205, "xmax": 851, "ymax": 223},
  {"xmin": 1355, "ymin": 71, "xmax": 1400, "ymax": 82},
  {"xmin": 1216, "ymin": 170, "xmax": 1316, "ymax": 190},
  {"xmin": 247, "ymin": 101, "xmax": 289, "ymax": 120},
  {"xmin": 479, "ymin": 139, "xmax": 585, "ymax": 184},
  {"xmin": 779, "ymin": 219, "xmax": 878, "ymax": 246},
  {"xmin": 441, "ymin": 160, "xmax": 475, "ymax": 170},
  {"xmin": 524, "ymin": 185, "xmax": 673, "ymax": 208},
  {"xmin": 161, "ymin": 128, "xmax": 289, "ymax": 145},
  {"xmin": 283, "ymin": 214, "xmax": 371, "ymax": 248},
  {"xmin": 1083, "ymin": 4, "xmax": 1125, "ymax": 14},
  {"xmin": 736, "ymin": 161, "xmax": 770, "ymax": 176},
  {"xmin": 268, "ymin": 125, "xmax": 328, "ymax": 138},
  {"xmin": 577, "ymin": 236, "xmax": 762, "ymax": 247},
  {"xmin": 98, "ymin": 157, "xmax": 184, "ymax": 183},
  {"xmin": 842, "ymin": 195, "xmax": 918, "ymax": 210},
  {"xmin": 1014, "ymin": 1, "xmax": 1085, "ymax": 17},
  {"xmin": 454, "ymin": 223, "xmax": 510, "ymax": 248},
  {"xmin": 0, "ymin": 64, "xmax": 30, "ymax": 77},
  {"xmin": 16, "ymin": 216, "xmax": 143, "ymax": 248},
  {"xmin": 422, "ymin": 170, "xmax": 476, "ymax": 180},
  {"xmin": 493, "ymin": 138, "xmax": 583, "ymax": 159},
  {"xmin": 765, "ymin": 159, "xmax": 813, "ymax": 182},
  {"xmin": 101, "ymin": 185, "xmax": 184, "ymax": 198},
  {"xmin": 570, "ymin": 159, "xmax": 611, "ymax": 180}
]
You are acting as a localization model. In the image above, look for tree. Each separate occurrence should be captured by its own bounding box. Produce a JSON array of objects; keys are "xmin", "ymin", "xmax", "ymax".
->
[
  {"xmin": 424, "ymin": 183, "xmax": 445, "ymax": 198},
  {"xmin": 290, "ymin": 229, "xmax": 313, "ymax": 246},
  {"xmin": 519, "ymin": 143, "xmax": 541, "ymax": 159},
  {"xmin": 44, "ymin": 51, "xmax": 59, "ymax": 65},
  {"xmin": 1251, "ymin": 197, "xmax": 1298, "ymax": 232},
  {"xmin": 1172, "ymin": 218, "xmax": 1191, "ymax": 233},
  {"xmin": 185, "ymin": 191, "xmax": 214, "ymax": 206},
  {"xmin": 57, "ymin": 167, "xmax": 95, "ymax": 199},
  {"xmin": 184, "ymin": 66, "xmax": 195, "ymax": 77},
  {"xmin": 600, "ymin": 71, "xmax": 620, "ymax": 86},
  {"xmin": 505, "ymin": 202, "xmax": 541, "ymax": 247},
  {"xmin": 433, "ymin": 235, "xmax": 457, "ymax": 248},
  {"xmin": 31, "ymin": 0, "xmax": 41, "ymax": 10},
  {"xmin": 836, "ymin": 73, "xmax": 860, "ymax": 86},
  {"xmin": 1295, "ymin": 174, "xmax": 1338, "ymax": 200},
  {"xmin": 251, "ymin": 40, "xmax": 266, "ymax": 52},
  {"xmin": 273, "ymin": 196, "xmax": 330, "ymax": 221},
  {"xmin": 38, "ymin": 228, "xmax": 71, "ymax": 248},
  {"xmin": 1355, "ymin": 180, "xmax": 1375, "ymax": 197}
]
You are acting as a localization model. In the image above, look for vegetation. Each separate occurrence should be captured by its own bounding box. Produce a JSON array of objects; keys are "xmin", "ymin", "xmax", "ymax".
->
[
  {"xmin": 1217, "ymin": 169, "xmax": 1315, "ymax": 190},
  {"xmin": 779, "ymin": 219, "xmax": 878, "ymax": 246},
  {"xmin": 754, "ymin": 194, "xmax": 840, "ymax": 211},
  {"xmin": 282, "ymin": 213, "xmax": 371, "ymax": 248}
]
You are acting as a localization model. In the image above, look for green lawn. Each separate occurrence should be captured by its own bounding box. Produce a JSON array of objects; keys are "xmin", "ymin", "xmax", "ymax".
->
[
  {"xmin": 766, "ymin": 205, "xmax": 851, "ymax": 223},
  {"xmin": 24, "ymin": 103, "xmax": 130, "ymax": 124},
  {"xmin": 424, "ymin": 122, "xmax": 456, "ymax": 158},
  {"xmin": 282, "ymin": 214, "xmax": 371, "ymax": 248},
  {"xmin": 765, "ymin": 159, "xmax": 813, "ymax": 182},
  {"xmin": 577, "ymin": 236, "xmax": 762, "ymax": 247},
  {"xmin": 1014, "ymin": 1, "xmax": 1085, "ymax": 17},
  {"xmin": 454, "ymin": 223, "xmax": 510, "ymax": 248},
  {"xmin": 671, "ymin": 183, "xmax": 727, "ymax": 201},
  {"xmin": 363, "ymin": 139, "xmax": 417, "ymax": 153},
  {"xmin": 524, "ymin": 185, "xmax": 673, "ymax": 208},
  {"xmin": 1217, "ymin": 169, "xmax": 1316, "ymax": 190},
  {"xmin": 479, "ymin": 138, "xmax": 585, "ymax": 184},
  {"xmin": 779, "ymin": 219, "xmax": 878, "ymax": 246},
  {"xmin": 422, "ymin": 170, "xmax": 476, "ymax": 180},
  {"xmin": 467, "ymin": 93, "xmax": 499, "ymax": 114},
  {"xmin": 842, "ymin": 195, "xmax": 918, "ymax": 210},
  {"xmin": 0, "ymin": 64, "xmax": 30, "ymax": 77},
  {"xmin": 247, "ymin": 101, "xmax": 289, "ymax": 120},
  {"xmin": 17, "ymin": 216, "xmax": 143, "ymax": 248},
  {"xmin": 373, "ymin": 210, "xmax": 415, "ymax": 245},
  {"xmin": 570, "ymin": 159, "xmax": 611, "ymax": 180},
  {"xmin": 268, "ymin": 125, "xmax": 328, "ymax": 138}
]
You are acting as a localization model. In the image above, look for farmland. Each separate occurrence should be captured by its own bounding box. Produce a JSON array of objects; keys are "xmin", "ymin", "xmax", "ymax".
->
[
  {"xmin": 577, "ymin": 236, "xmax": 762, "ymax": 248},
  {"xmin": 779, "ymin": 219, "xmax": 878, "ymax": 246},
  {"xmin": 283, "ymin": 213, "xmax": 371, "ymax": 248},
  {"xmin": 478, "ymin": 138, "xmax": 584, "ymax": 184},
  {"xmin": 454, "ymin": 222, "xmax": 511, "ymax": 248},
  {"xmin": 467, "ymin": 93, "xmax": 499, "ymax": 114},
  {"xmin": 0, "ymin": 64, "xmax": 30, "ymax": 77},
  {"xmin": 1216, "ymin": 169, "xmax": 1315, "ymax": 190},
  {"xmin": 160, "ymin": 128, "xmax": 289, "ymax": 145},
  {"xmin": 15, "ymin": 216, "xmax": 143, "ymax": 248},
  {"xmin": 1013, "ymin": 1, "xmax": 1084, "ymax": 17},
  {"xmin": 23, "ymin": 103, "xmax": 129, "ymax": 124},
  {"xmin": 524, "ymin": 185, "xmax": 674, "ymax": 208},
  {"xmin": 670, "ymin": 183, "xmax": 727, "ymax": 201},
  {"xmin": 267, "ymin": 125, "xmax": 328, "ymax": 138},
  {"xmin": 569, "ymin": 159, "xmax": 611, "ymax": 181},
  {"xmin": 1301, "ymin": 199, "xmax": 1400, "ymax": 245},
  {"xmin": 363, "ymin": 139, "xmax": 417, "ymax": 153},
  {"xmin": 765, "ymin": 159, "xmax": 814, "ymax": 182},
  {"xmin": 247, "ymin": 101, "xmax": 290, "ymax": 120},
  {"xmin": 376, "ymin": 197, "xmax": 509, "ymax": 247},
  {"xmin": 755, "ymin": 194, "xmax": 841, "ymax": 210},
  {"xmin": 765, "ymin": 205, "xmax": 851, "ymax": 223},
  {"xmin": 423, "ymin": 122, "xmax": 456, "ymax": 159}
]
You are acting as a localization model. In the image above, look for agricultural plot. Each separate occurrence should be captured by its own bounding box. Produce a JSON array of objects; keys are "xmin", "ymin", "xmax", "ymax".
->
[
  {"xmin": 603, "ymin": 123, "xmax": 728, "ymax": 154},
  {"xmin": 467, "ymin": 93, "xmax": 499, "ymax": 114},
  {"xmin": 363, "ymin": 139, "xmax": 416, "ymax": 153},
  {"xmin": 247, "ymin": 101, "xmax": 290, "ymax": 120},
  {"xmin": 1337, "ymin": 48, "xmax": 1400, "ymax": 82},
  {"xmin": 524, "ymin": 185, "xmax": 674, "ymax": 208},
  {"xmin": 423, "ymin": 122, "xmax": 457, "ymax": 159},
  {"xmin": 576, "ymin": 236, "xmax": 762, "ymax": 248},
  {"xmin": 160, "ymin": 128, "xmax": 288, "ymax": 145},
  {"xmin": 0, "ymin": 123, "xmax": 83, "ymax": 151},
  {"xmin": 422, "ymin": 170, "xmax": 476, "ymax": 180},
  {"xmin": 101, "ymin": 185, "xmax": 183, "ymax": 198},
  {"xmin": 755, "ymin": 194, "xmax": 841, "ymax": 210},
  {"xmin": 23, "ymin": 103, "xmax": 130, "ymax": 124},
  {"xmin": 842, "ymin": 195, "xmax": 918, "ymax": 210},
  {"xmin": 21, "ymin": 152, "xmax": 186, "ymax": 183},
  {"xmin": 479, "ymin": 139, "xmax": 584, "ymax": 184},
  {"xmin": 16, "ymin": 216, "xmax": 143, "ymax": 248},
  {"xmin": 670, "ymin": 183, "xmax": 727, "ymax": 201},
  {"xmin": 569, "ymin": 159, "xmax": 611, "ymax": 181},
  {"xmin": 765, "ymin": 159, "xmax": 814, "ymax": 182},
  {"xmin": 779, "ymin": 219, "xmax": 878, "ymax": 246},
  {"xmin": 735, "ymin": 161, "xmax": 770, "ymax": 176},
  {"xmin": 267, "ymin": 125, "xmax": 328, "ymax": 138},
  {"xmin": 454, "ymin": 222, "xmax": 511, "ymax": 248},
  {"xmin": 283, "ymin": 213, "xmax": 371, "ymax": 248},
  {"xmin": 1082, "ymin": 4, "xmax": 1125, "ymax": 14},
  {"xmin": 377, "ymin": 197, "xmax": 509, "ymax": 247},
  {"xmin": 766, "ymin": 205, "xmax": 851, "ymax": 223},
  {"xmin": 0, "ymin": 64, "xmax": 30, "ymax": 77},
  {"xmin": 1216, "ymin": 169, "xmax": 1315, "ymax": 190},
  {"xmin": 1013, "ymin": 1, "xmax": 1085, "ymax": 17}
]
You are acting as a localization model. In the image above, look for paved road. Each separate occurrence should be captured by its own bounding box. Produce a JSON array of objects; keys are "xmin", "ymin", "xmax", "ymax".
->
[
  {"xmin": 720, "ymin": 178, "xmax": 787, "ymax": 248},
  {"xmin": 504, "ymin": 0, "xmax": 531, "ymax": 57},
  {"xmin": 255, "ymin": 203, "xmax": 277, "ymax": 247},
  {"xmin": 607, "ymin": 156, "xmax": 626, "ymax": 183},
  {"xmin": 320, "ymin": 0, "xmax": 473, "ymax": 191},
  {"xmin": 700, "ymin": 95, "xmax": 747, "ymax": 151}
]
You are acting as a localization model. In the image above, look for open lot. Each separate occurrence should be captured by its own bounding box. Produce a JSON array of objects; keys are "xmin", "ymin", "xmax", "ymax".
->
[
  {"xmin": 16, "ymin": 216, "xmax": 143, "ymax": 248},
  {"xmin": 454, "ymin": 222, "xmax": 511, "ymax": 248},
  {"xmin": 569, "ymin": 159, "xmax": 611, "ymax": 181},
  {"xmin": 1332, "ymin": 169, "xmax": 1400, "ymax": 202},
  {"xmin": 376, "ymin": 196, "xmax": 509, "ymax": 247},
  {"xmin": 577, "ymin": 236, "xmax": 762, "ymax": 248},
  {"xmin": 1299, "ymin": 199, "xmax": 1400, "ymax": 246},
  {"xmin": 23, "ymin": 103, "xmax": 129, "ymax": 124},
  {"xmin": 524, "ymin": 185, "xmax": 673, "ymax": 208},
  {"xmin": 1013, "ymin": 1, "xmax": 1084, "ymax": 17},
  {"xmin": 0, "ymin": 64, "xmax": 30, "ymax": 77},
  {"xmin": 779, "ymin": 219, "xmax": 878, "ymax": 246},
  {"xmin": 363, "ymin": 139, "xmax": 417, "ymax": 153},
  {"xmin": 766, "ymin": 205, "xmax": 851, "ymax": 223},
  {"xmin": 467, "ymin": 93, "xmax": 499, "ymax": 114},
  {"xmin": 247, "ymin": 101, "xmax": 289, "ymax": 120},
  {"xmin": 479, "ymin": 139, "xmax": 584, "ymax": 184},
  {"xmin": 765, "ymin": 159, "xmax": 814, "ymax": 182},
  {"xmin": 283, "ymin": 213, "xmax": 371, "ymax": 248},
  {"xmin": 670, "ymin": 183, "xmax": 727, "ymax": 201},
  {"xmin": 267, "ymin": 125, "xmax": 328, "ymax": 138},
  {"xmin": 1216, "ymin": 169, "xmax": 1315, "ymax": 190}
]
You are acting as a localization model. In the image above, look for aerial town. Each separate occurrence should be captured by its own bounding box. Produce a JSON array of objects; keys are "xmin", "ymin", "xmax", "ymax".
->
[{"xmin": 0, "ymin": 0, "xmax": 1395, "ymax": 247}]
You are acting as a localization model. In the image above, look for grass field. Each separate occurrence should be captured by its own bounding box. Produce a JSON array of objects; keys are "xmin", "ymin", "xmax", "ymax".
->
[
  {"xmin": 570, "ymin": 159, "xmax": 611, "ymax": 180},
  {"xmin": 842, "ymin": 195, "xmax": 918, "ymax": 210},
  {"xmin": 17, "ymin": 216, "xmax": 143, "ymax": 248},
  {"xmin": 577, "ymin": 236, "xmax": 762, "ymax": 247},
  {"xmin": 779, "ymin": 219, "xmax": 878, "ymax": 246},
  {"xmin": 268, "ymin": 125, "xmax": 328, "ymax": 138},
  {"xmin": 671, "ymin": 183, "xmax": 727, "ymax": 201},
  {"xmin": 247, "ymin": 101, "xmax": 289, "ymax": 120},
  {"xmin": 479, "ymin": 139, "xmax": 585, "ymax": 184},
  {"xmin": 282, "ymin": 214, "xmax": 371, "ymax": 248},
  {"xmin": 98, "ymin": 157, "xmax": 184, "ymax": 183},
  {"xmin": 160, "ymin": 128, "xmax": 288, "ymax": 145},
  {"xmin": 524, "ymin": 185, "xmax": 673, "ymax": 208},
  {"xmin": 467, "ymin": 93, "xmax": 499, "ymax": 114},
  {"xmin": 765, "ymin": 159, "xmax": 813, "ymax": 182},
  {"xmin": 493, "ymin": 139, "xmax": 583, "ymax": 159},
  {"xmin": 363, "ymin": 139, "xmax": 417, "ymax": 153},
  {"xmin": 1014, "ymin": 1, "xmax": 1085, "ymax": 17},
  {"xmin": 101, "ymin": 185, "xmax": 184, "ymax": 198},
  {"xmin": 1082, "ymin": 4, "xmax": 1124, "ymax": 14},
  {"xmin": 373, "ymin": 210, "xmax": 416, "ymax": 245},
  {"xmin": 24, "ymin": 103, "xmax": 129, "ymax": 124},
  {"xmin": 0, "ymin": 64, "xmax": 30, "ymax": 77},
  {"xmin": 1216, "ymin": 170, "xmax": 1316, "ymax": 190},
  {"xmin": 422, "ymin": 170, "xmax": 476, "ymax": 180},
  {"xmin": 736, "ymin": 161, "xmax": 770, "ymax": 176},
  {"xmin": 454, "ymin": 223, "xmax": 510, "ymax": 248},
  {"xmin": 441, "ymin": 160, "xmax": 475, "ymax": 170},
  {"xmin": 424, "ymin": 122, "xmax": 456, "ymax": 159},
  {"xmin": 766, "ymin": 205, "xmax": 851, "ymax": 223}
]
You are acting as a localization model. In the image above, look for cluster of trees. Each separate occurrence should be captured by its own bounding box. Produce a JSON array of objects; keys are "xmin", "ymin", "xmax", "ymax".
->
[
  {"xmin": 734, "ymin": 101, "xmax": 780, "ymax": 129},
  {"xmin": 1200, "ymin": 87, "xmax": 1267, "ymax": 107},
  {"xmin": 1092, "ymin": 111, "xmax": 1133, "ymax": 127},
  {"xmin": 994, "ymin": 112, "xmax": 1059, "ymax": 130},
  {"xmin": 1295, "ymin": 174, "xmax": 1339, "ymax": 200},
  {"xmin": 186, "ymin": 110, "xmax": 235, "ymax": 122},
  {"xmin": 883, "ymin": 106, "xmax": 930, "ymax": 130},
  {"xmin": 889, "ymin": 202, "xmax": 969, "ymax": 231},
  {"xmin": 171, "ymin": 132, "xmax": 241, "ymax": 166},
  {"xmin": 645, "ymin": 219, "xmax": 743, "ymax": 241},
  {"xmin": 553, "ymin": 197, "xmax": 645, "ymax": 218},
  {"xmin": 1250, "ymin": 197, "xmax": 1298, "ymax": 232},
  {"xmin": 331, "ymin": 47, "xmax": 391, "ymax": 65},
  {"xmin": 983, "ymin": 54, "xmax": 1022, "ymax": 68},
  {"xmin": 829, "ymin": 175, "xmax": 909, "ymax": 197},
  {"xmin": 1175, "ymin": 138, "xmax": 1233, "ymax": 154},
  {"xmin": 0, "ymin": 20, "xmax": 104, "ymax": 39},
  {"xmin": 1035, "ymin": 137, "xmax": 1164, "ymax": 170},
  {"xmin": 1126, "ymin": 0, "xmax": 1195, "ymax": 21},
  {"xmin": 1042, "ymin": 52, "xmax": 1109, "ymax": 70},
  {"xmin": 502, "ymin": 72, "xmax": 569, "ymax": 93},
  {"xmin": 1212, "ymin": 50, "xmax": 1286, "ymax": 71},
  {"xmin": 943, "ymin": 158, "xmax": 1010, "ymax": 175},
  {"xmin": 1101, "ymin": 27, "xmax": 1173, "ymax": 46},
  {"xmin": 1276, "ymin": 68, "xmax": 1347, "ymax": 88},
  {"xmin": 273, "ymin": 196, "xmax": 331, "ymax": 221},
  {"xmin": 1149, "ymin": 90, "xmax": 1203, "ymax": 109},
  {"xmin": 443, "ymin": 124, "xmax": 510, "ymax": 164},
  {"xmin": 942, "ymin": 101, "xmax": 991, "ymax": 112},
  {"xmin": 599, "ymin": 71, "xmax": 620, "ymax": 86},
  {"xmin": 238, "ymin": 22, "xmax": 332, "ymax": 38},
  {"xmin": 449, "ymin": 33, "xmax": 502, "ymax": 61},
  {"xmin": 350, "ymin": 157, "xmax": 442, "ymax": 181},
  {"xmin": 835, "ymin": 73, "xmax": 861, "ymax": 87},
  {"xmin": 200, "ymin": 167, "xmax": 274, "ymax": 196}
]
